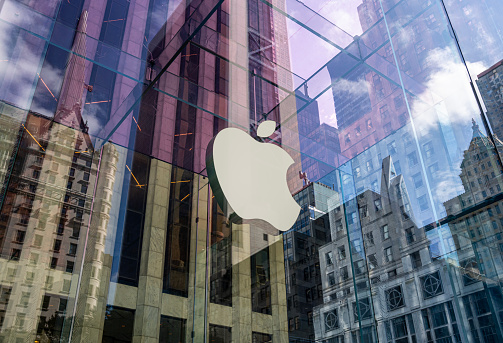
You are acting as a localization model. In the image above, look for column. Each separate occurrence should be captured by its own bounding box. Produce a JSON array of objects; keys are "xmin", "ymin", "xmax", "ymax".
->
[{"xmin": 132, "ymin": 159, "xmax": 172, "ymax": 343}]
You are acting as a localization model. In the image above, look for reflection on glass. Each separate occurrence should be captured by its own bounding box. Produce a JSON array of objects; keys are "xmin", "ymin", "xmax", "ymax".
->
[
  {"xmin": 159, "ymin": 315, "xmax": 186, "ymax": 343},
  {"xmin": 3, "ymin": 0, "xmax": 503, "ymax": 342}
]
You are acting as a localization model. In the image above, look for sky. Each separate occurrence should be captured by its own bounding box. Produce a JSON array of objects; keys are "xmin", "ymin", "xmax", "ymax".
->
[
  {"xmin": 283, "ymin": 0, "xmax": 503, "ymax": 133},
  {"xmin": 284, "ymin": 0, "xmax": 365, "ymax": 128}
]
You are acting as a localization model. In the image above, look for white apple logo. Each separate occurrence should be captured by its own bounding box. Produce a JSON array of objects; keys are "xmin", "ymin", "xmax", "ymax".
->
[{"xmin": 206, "ymin": 120, "xmax": 300, "ymax": 232}]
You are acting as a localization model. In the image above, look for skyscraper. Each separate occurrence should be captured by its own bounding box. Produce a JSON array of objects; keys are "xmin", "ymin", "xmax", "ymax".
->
[
  {"xmin": 284, "ymin": 182, "xmax": 335, "ymax": 341},
  {"xmin": 477, "ymin": 60, "xmax": 503, "ymax": 140}
]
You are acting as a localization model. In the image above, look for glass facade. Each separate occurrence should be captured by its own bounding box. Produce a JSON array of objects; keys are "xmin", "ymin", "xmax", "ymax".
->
[{"xmin": 1, "ymin": 0, "xmax": 503, "ymax": 342}]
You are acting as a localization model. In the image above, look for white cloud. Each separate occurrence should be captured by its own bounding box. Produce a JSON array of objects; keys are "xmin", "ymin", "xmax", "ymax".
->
[
  {"xmin": 334, "ymin": 77, "xmax": 370, "ymax": 97},
  {"xmin": 410, "ymin": 47, "xmax": 487, "ymax": 133},
  {"xmin": 83, "ymin": 105, "xmax": 107, "ymax": 137},
  {"xmin": 311, "ymin": 0, "xmax": 364, "ymax": 37},
  {"xmin": 0, "ymin": 8, "xmax": 63, "ymax": 115},
  {"xmin": 433, "ymin": 168, "xmax": 465, "ymax": 203}
]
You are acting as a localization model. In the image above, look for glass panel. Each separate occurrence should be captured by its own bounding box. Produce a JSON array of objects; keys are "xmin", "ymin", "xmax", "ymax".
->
[{"xmin": 4, "ymin": 0, "xmax": 503, "ymax": 342}]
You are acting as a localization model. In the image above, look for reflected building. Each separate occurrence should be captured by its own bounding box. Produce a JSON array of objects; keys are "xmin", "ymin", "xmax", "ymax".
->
[
  {"xmin": 284, "ymin": 182, "xmax": 336, "ymax": 342},
  {"xmin": 0, "ymin": 108, "xmax": 116, "ymax": 343},
  {"xmin": 326, "ymin": 0, "xmax": 463, "ymax": 227},
  {"xmin": 477, "ymin": 60, "xmax": 503, "ymax": 140},
  {"xmin": 296, "ymin": 88, "xmax": 342, "ymax": 187},
  {"xmin": 315, "ymin": 122, "xmax": 503, "ymax": 343},
  {"xmin": 340, "ymin": 120, "xmax": 456, "ymax": 228},
  {"xmin": 442, "ymin": 120, "xmax": 503, "ymax": 342},
  {"xmin": 314, "ymin": 156, "xmax": 461, "ymax": 343},
  {"xmin": 0, "ymin": 8, "xmax": 118, "ymax": 342},
  {"xmin": 3, "ymin": 0, "xmax": 503, "ymax": 342}
]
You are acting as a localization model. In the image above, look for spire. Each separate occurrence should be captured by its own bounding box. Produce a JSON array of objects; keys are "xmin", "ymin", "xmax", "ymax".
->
[{"xmin": 472, "ymin": 118, "xmax": 484, "ymax": 139}]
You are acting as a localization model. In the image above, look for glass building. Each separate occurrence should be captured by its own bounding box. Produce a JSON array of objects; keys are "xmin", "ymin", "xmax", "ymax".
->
[{"xmin": 0, "ymin": 0, "xmax": 503, "ymax": 342}]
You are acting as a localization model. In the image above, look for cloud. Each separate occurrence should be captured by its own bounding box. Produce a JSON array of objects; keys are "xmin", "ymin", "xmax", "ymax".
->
[
  {"xmin": 0, "ymin": 6, "xmax": 64, "ymax": 116},
  {"xmin": 334, "ymin": 77, "xmax": 370, "ymax": 97},
  {"xmin": 312, "ymin": 0, "xmax": 364, "ymax": 37},
  {"xmin": 410, "ymin": 47, "xmax": 487, "ymax": 133},
  {"xmin": 389, "ymin": 17, "xmax": 415, "ymax": 50},
  {"xmin": 433, "ymin": 168, "xmax": 465, "ymax": 203},
  {"xmin": 83, "ymin": 104, "xmax": 107, "ymax": 138}
]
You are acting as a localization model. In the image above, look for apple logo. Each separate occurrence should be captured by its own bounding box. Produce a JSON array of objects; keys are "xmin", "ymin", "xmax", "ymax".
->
[{"xmin": 206, "ymin": 120, "xmax": 300, "ymax": 232}]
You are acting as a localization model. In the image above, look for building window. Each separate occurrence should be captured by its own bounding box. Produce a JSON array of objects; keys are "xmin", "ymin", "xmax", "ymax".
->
[
  {"xmin": 354, "ymin": 166, "xmax": 361, "ymax": 178},
  {"xmin": 405, "ymin": 228, "xmax": 415, "ymax": 244},
  {"xmin": 326, "ymin": 252, "xmax": 333, "ymax": 265},
  {"xmin": 423, "ymin": 141, "xmax": 434, "ymax": 158},
  {"xmin": 347, "ymin": 211, "xmax": 357, "ymax": 225},
  {"xmin": 353, "ymin": 297, "xmax": 372, "ymax": 322},
  {"xmin": 401, "ymin": 204, "xmax": 411, "ymax": 220},
  {"xmin": 365, "ymin": 232, "xmax": 374, "ymax": 245},
  {"xmin": 42, "ymin": 295, "xmax": 50, "ymax": 311},
  {"xmin": 69, "ymin": 243, "xmax": 77, "ymax": 256},
  {"xmin": 53, "ymin": 239, "xmax": 62, "ymax": 252},
  {"xmin": 10, "ymin": 249, "xmax": 21, "ymax": 261},
  {"xmin": 352, "ymin": 239, "xmax": 362, "ymax": 253},
  {"xmin": 386, "ymin": 285, "xmax": 405, "ymax": 311},
  {"xmin": 421, "ymin": 271, "xmax": 444, "ymax": 299},
  {"xmin": 340, "ymin": 266, "xmax": 348, "ymax": 280},
  {"xmin": 429, "ymin": 243, "xmax": 441, "ymax": 260},
  {"xmin": 387, "ymin": 140, "xmax": 397, "ymax": 155},
  {"xmin": 368, "ymin": 254, "xmax": 378, "ymax": 269},
  {"xmin": 336, "ymin": 219, "xmax": 343, "ymax": 232},
  {"xmin": 407, "ymin": 151, "xmax": 418, "ymax": 167},
  {"xmin": 15, "ymin": 230, "xmax": 26, "ymax": 243},
  {"xmin": 384, "ymin": 247, "xmax": 393, "ymax": 263},
  {"xmin": 429, "ymin": 163, "xmax": 439, "ymax": 177},
  {"xmin": 338, "ymin": 246, "xmax": 346, "ymax": 260},
  {"xmin": 380, "ymin": 104, "xmax": 389, "ymax": 119},
  {"xmin": 418, "ymin": 195, "xmax": 429, "ymax": 211},
  {"xmin": 360, "ymin": 205, "xmax": 368, "ymax": 218},
  {"xmin": 324, "ymin": 309, "xmax": 339, "ymax": 332},
  {"xmin": 371, "ymin": 180, "xmax": 379, "ymax": 191},
  {"xmin": 66, "ymin": 261, "xmax": 74, "ymax": 273},
  {"xmin": 59, "ymin": 298, "xmax": 68, "ymax": 313},
  {"xmin": 412, "ymin": 173, "xmax": 423, "ymax": 189},
  {"xmin": 374, "ymin": 198, "xmax": 382, "ymax": 211},
  {"xmin": 50, "ymin": 257, "xmax": 58, "ymax": 269},
  {"xmin": 382, "ymin": 224, "xmax": 389, "ymax": 240},
  {"xmin": 366, "ymin": 160, "xmax": 373, "ymax": 171},
  {"xmin": 410, "ymin": 251, "xmax": 422, "ymax": 269},
  {"xmin": 328, "ymin": 272, "xmax": 336, "ymax": 286},
  {"xmin": 72, "ymin": 226, "xmax": 80, "ymax": 238},
  {"xmin": 461, "ymin": 258, "xmax": 480, "ymax": 285},
  {"xmin": 354, "ymin": 260, "xmax": 365, "ymax": 275}
]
